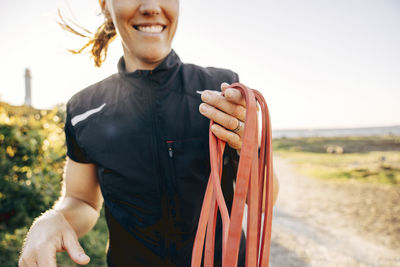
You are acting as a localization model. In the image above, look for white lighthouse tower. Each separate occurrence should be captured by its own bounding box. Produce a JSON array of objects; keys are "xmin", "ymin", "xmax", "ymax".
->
[{"xmin": 24, "ymin": 68, "xmax": 32, "ymax": 106}]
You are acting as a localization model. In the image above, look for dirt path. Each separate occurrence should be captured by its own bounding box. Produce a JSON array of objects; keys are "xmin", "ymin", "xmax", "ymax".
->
[{"xmin": 269, "ymin": 156, "xmax": 400, "ymax": 267}]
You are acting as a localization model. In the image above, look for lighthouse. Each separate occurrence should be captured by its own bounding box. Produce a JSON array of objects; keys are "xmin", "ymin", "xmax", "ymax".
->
[{"xmin": 24, "ymin": 68, "xmax": 32, "ymax": 106}]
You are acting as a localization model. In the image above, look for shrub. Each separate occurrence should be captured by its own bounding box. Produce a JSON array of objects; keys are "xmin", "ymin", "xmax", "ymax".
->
[{"xmin": 0, "ymin": 103, "xmax": 107, "ymax": 266}]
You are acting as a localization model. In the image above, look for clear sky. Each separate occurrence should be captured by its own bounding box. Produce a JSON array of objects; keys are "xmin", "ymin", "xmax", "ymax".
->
[{"xmin": 0, "ymin": 0, "xmax": 399, "ymax": 129}]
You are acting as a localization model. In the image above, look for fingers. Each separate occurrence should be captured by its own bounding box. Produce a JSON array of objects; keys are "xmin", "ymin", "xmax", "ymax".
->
[
  {"xmin": 19, "ymin": 236, "xmax": 40, "ymax": 267},
  {"xmin": 220, "ymin": 82, "xmax": 230, "ymax": 92},
  {"xmin": 19, "ymin": 236, "xmax": 59, "ymax": 267},
  {"xmin": 221, "ymin": 82, "xmax": 247, "ymax": 107},
  {"xmin": 221, "ymin": 82, "xmax": 260, "ymax": 111},
  {"xmin": 199, "ymin": 103, "xmax": 244, "ymax": 136},
  {"xmin": 199, "ymin": 81, "xmax": 261, "ymax": 151},
  {"xmin": 18, "ymin": 210, "xmax": 88, "ymax": 267},
  {"xmin": 18, "ymin": 256, "xmax": 37, "ymax": 267},
  {"xmin": 62, "ymin": 231, "xmax": 90, "ymax": 265},
  {"xmin": 36, "ymin": 246, "xmax": 57, "ymax": 267},
  {"xmin": 201, "ymin": 90, "xmax": 246, "ymax": 122},
  {"xmin": 211, "ymin": 123, "xmax": 242, "ymax": 150}
]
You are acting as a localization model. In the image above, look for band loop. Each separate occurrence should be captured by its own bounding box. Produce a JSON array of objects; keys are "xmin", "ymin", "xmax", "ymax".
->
[{"xmin": 192, "ymin": 83, "xmax": 274, "ymax": 267}]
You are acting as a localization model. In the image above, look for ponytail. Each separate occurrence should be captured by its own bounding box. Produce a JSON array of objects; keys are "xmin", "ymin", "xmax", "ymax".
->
[{"xmin": 58, "ymin": 10, "xmax": 117, "ymax": 67}]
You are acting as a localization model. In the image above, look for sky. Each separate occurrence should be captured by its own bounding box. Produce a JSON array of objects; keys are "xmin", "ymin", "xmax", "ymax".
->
[{"xmin": 0, "ymin": 0, "xmax": 399, "ymax": 129}]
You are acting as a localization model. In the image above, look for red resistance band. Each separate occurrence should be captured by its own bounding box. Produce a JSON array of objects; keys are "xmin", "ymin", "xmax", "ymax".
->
[{"xmin": 192, "ymin": 83, "xmax": 274, "ymax": 267}]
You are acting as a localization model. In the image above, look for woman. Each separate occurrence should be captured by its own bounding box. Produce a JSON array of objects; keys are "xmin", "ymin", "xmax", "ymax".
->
[{"xmin": 19, "ymin": 0, "xmax": 279, "ymax": 266}]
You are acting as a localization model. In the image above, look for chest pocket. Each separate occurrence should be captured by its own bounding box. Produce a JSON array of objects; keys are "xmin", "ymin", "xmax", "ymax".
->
[
  {"xmin": 165, "ymin": 137, "xmax": 209, "ymax": 184},
  {"xmin": 164, "ymin": 137, "xmax": 210, "ymax": 233}
]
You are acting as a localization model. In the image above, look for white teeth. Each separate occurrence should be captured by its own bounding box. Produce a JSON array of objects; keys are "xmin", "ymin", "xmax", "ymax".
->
[{"xmin": 137, "ymin": 25, "xmax": 164, "ymax": 33}]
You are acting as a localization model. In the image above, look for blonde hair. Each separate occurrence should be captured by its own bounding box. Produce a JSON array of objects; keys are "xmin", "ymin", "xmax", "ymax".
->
[{"xmin": 58, "ymin": 9, "xmax": 117, "ymax": 67}]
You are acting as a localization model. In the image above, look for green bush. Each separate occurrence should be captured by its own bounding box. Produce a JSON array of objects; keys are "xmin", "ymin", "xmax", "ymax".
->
[{"xmin": 0, "ymin": 103, "xmax": 107, "ymax": 267}]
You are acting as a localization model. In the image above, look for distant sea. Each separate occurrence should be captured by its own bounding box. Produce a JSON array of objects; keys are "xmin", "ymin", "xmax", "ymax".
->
[{"xmin": 272, "ymin": 125, "xmax": 400, "ymax": 138}]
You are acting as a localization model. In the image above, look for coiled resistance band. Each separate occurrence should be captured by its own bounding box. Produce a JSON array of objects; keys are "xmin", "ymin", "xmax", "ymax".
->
[{"xmin": 192, "ymin": 83, "xmax": 274, "ymax": 267}]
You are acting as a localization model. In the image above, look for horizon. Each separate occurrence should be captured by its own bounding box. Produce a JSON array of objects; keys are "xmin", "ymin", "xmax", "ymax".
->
[{"xmin": 273, "ymin": 124, "xmax": 400, "ymax": 131}]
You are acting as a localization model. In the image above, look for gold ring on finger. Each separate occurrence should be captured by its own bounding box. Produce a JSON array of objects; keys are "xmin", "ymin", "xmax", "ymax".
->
[{"xmin": 232, "ymin": 119, "xmax": 244, "ymax": 134}]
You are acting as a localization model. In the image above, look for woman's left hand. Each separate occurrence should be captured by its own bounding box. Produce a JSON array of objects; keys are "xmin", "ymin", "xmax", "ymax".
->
[
  {"xmin": 199, "ymin": 83, "xmax": 278, "ymax": 206},
  {"xmin": 199, "ymin": 82, "xmax": 249, "ymax": 153}
]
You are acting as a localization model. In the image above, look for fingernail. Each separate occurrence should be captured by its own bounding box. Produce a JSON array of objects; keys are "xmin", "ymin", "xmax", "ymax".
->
[
  {"xmin": 79, "ymin": 253, "xmax": 89, "ymax": 260},
  {"xmin": 202, "ymin": 92, "xmax": 210, "ymax": 101},
  {"xmin": 200, "ymin": 104, "xmax": 208, "ymax": 113}
]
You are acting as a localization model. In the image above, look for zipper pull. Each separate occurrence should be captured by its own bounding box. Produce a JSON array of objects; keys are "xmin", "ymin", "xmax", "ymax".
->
[{"xmin": 166, "ymin": 141, "xmax": 174, "ymax": 158}]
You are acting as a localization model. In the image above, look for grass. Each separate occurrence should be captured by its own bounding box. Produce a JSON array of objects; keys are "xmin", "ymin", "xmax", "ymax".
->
[
  {"xmin": 272, "ymin": 136, "xmax": 400, "ymax": 185},
  {"xmin": 273, "ymin": 135, "xmax": 400, "ymax": 153}
]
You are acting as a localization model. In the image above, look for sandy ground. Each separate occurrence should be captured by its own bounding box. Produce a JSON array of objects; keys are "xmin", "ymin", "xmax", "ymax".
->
[{"xmin": 268, "ymin": 156, "xmax": 400, "ymax": 267}]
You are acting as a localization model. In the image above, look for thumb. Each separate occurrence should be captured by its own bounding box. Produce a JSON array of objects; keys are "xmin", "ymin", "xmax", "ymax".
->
[{"xmin": 62, "ymin": 232, "xmax": 90, "ymax": 265}]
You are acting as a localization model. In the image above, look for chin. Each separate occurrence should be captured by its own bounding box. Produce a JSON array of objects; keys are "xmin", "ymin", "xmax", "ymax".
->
[{"xmin": 137, "ymin": 46, "xmax": 171, "ymax": 65}]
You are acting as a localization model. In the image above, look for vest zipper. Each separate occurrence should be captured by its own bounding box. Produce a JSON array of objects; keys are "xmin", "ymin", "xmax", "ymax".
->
[
  {"xmin": 147, "ymin": 86, "xmax": 163, "ymax": 196},
  {"xmin": 146, "ymin": 82, "xmax": 171, "ymax": 258},
  {"xmin": 167, "ymin": 142, "xmax": 174, "ymax": 158},
  {"xmin": 165, "ymin": 140, "xmax": 182, "ymax": 257},
  {"xmin": 166, "ymin": 141, "xmax": 177, "ymax": 191}
]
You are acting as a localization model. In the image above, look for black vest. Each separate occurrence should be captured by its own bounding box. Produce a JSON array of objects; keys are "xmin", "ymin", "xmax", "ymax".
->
[{"xmin": 65, "ymin": 50, "xmax": 245, "ymax": 266}]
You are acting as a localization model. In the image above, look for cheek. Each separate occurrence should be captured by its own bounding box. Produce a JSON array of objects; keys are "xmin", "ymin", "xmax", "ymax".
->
[
  {"xmin": 109, "ymin": 1, "xmax": 136, "ymax": 26},
  {"xmin": 165, "ymin": 0, "xmax": 179, "ymax": 18},
  {"xmin": 166, "ymin": 5, "xmax": 180, "ymax": 34}
]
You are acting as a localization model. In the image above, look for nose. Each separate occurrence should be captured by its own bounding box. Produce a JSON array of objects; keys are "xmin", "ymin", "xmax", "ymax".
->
[{"xmin": 139, "ymin": 0, "xmax": 161, "ymax": 16}]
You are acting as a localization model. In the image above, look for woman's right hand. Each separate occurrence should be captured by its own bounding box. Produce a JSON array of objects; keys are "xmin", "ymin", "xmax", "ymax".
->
[{"xmin": 18, "ymin": 209, "xmax": 90, "ymax": 267}]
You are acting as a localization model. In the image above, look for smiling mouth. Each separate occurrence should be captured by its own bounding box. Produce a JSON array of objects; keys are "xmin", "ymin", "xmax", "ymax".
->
[{"xmin": 133, "ymin": 25, "xmax": 166, "ymax": 33}]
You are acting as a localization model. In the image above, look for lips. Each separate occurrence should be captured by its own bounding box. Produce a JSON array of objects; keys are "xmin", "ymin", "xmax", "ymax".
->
[{"xmin": 133, "ymin": 24, "xmax": 166, "ymax": 33}]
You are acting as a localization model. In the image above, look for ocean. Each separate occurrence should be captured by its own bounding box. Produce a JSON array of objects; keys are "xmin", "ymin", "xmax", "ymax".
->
[{"xmin": 272, "ymin": 125, "xmax": 400, "ymax": 138}]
